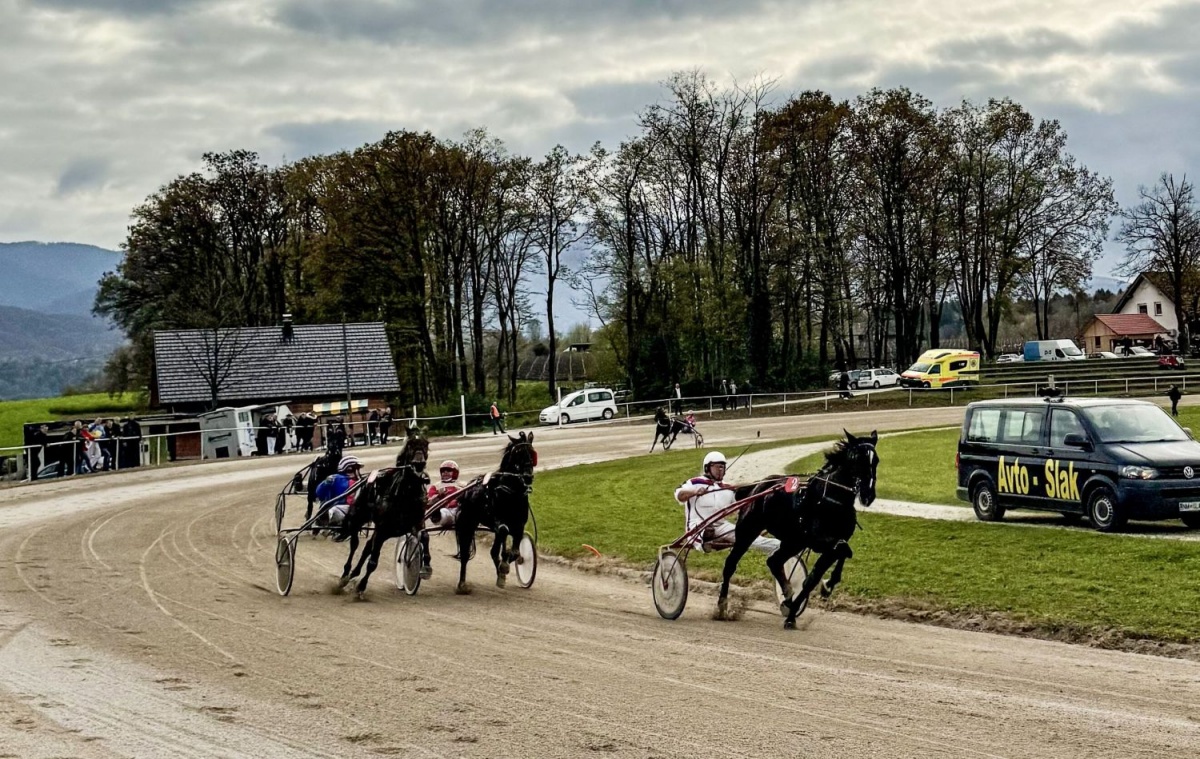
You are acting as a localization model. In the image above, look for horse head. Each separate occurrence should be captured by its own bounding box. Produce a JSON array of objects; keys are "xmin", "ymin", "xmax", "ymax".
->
[
  {"xmin": 655, "ymin": 407, "xmax": 667, "ymax": 424},
  {"xmin": 500, "ymin": 431, "xmax": 537, "ymax": 488},
  {"xmin": 394, "ymin": 424, "xmax": 430, "ymax": 474},
  {"xmin": 840, "ymin": 428, "xmax": 879, "ymax": 507}
]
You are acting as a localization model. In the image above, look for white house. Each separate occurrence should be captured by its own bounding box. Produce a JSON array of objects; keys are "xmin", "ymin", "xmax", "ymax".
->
[{"xmin": 1111, "ymin": 272, "xmax": 1177, "ymax": 334}]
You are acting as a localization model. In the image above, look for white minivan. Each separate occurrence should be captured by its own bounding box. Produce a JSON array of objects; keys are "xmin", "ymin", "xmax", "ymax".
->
[
  {"xmin": 1022, "ymin": 339, "xmax": 1084, "ymax": 361},
  {"xmin": 539, "ymin": 388, "xmax": 618, "ymax": 425}
]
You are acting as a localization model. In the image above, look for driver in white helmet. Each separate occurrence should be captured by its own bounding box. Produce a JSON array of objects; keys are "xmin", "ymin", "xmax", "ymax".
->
[
  {"xmin": 675, "ymin": 451, "xmax": 780, "ymax": 553},
  {"xmin": 314, "ymin": 455, "xmax": 364, "ymax": 529}
]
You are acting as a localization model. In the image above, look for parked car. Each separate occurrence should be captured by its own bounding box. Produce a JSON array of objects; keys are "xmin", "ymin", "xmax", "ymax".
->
[
  {"xmin": 852, "ymin": 368, "xmax": 900, "ymax": 389},
  {"xmin": 957, "ymin": 397, "xmax": 1200, "ymax": 531},
  {"xmin": 1116, "ymin": 345, "xmax": 1155, "ymax": 357},
  {"xmin": 1159, "ymin": 354, "xmax": 1187, "ymax": 370},
  {"xmin": 539, "ymin": 388, "xmax": 618, "ymax": 425},
  {"xmin": 1087, "ymin": 351, "xmax": 1119, "ymax": 359},
  {"xmin": 995, "ymin": 353, "xmax": 1023, "ymax": 363}
]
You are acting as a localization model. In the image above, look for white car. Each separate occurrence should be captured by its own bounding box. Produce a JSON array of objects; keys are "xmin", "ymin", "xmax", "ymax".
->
[
  {"xmin": 852, "ymin": 368, "xmax": 900, "ymax": 389},
  {"xmin": 539, "ymin": 388, "xmax": 618, "ymax": 425},
  {"xmin": 995, "ymin": 353, "xmax": 1023, "ymax": 363}
]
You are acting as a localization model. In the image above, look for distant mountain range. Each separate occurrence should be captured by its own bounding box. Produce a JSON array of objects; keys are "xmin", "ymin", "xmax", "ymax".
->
[
  {"xmin": 1089, "ymin": 275, "xmax": 1128, "ymax": 294},
  {"xmin": 0, "ymin": 241, "xmax": 126, "ymax": 398}
]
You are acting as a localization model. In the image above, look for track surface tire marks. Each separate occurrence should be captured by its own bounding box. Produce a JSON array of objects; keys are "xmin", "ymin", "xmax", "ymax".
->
[{"xmin": 0, "ymin": 409, "xmax": 1198, "ymax": 757}]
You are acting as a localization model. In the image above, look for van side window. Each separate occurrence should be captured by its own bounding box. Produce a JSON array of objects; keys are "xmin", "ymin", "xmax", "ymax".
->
[
  {"xmin": 949, "ymin": 360, "xmax": 966, "ymax": 371},
  {"xmin": 1049, "ymin": 409, "xmax": 1085, "ymax": 448},
  {"xmin": 587, "ymin": 392, "xmax": 606, "ymax": 403},
  {"xmin": 928, "ymin": 364, "xmax": 941, "ymax": 375},
  {"xmin": 999, "ymin": 408, "xmax": 1046, "ymax": 445},
  {"xmin": 967, "ymin": 409, "xmax": 1001, "ymax": 442},
  {"xmin": 568, "ymin": 395, "xmax": 584, "ymax": 407}
]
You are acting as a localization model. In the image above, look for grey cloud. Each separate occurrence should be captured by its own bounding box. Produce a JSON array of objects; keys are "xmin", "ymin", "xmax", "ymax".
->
[
  {"xmin": 265, "ymin": 119, "xmax": 403, "ymax": 159},
  {"xmin": 21, "ymin": 0, "xmax": 195, "ymax": 15},
  {"xmin": 1096, "ymin": 3, "xmax": 1200, "ymax": 57},
  {"xmin": 933, "ymin": 28, "xmax": 1086, "ymax": 65},
  {"xmin": 55, "ymin": 158, "xmax": 110, "ymax": 197},
  {"xmin": 273, "ymin": 0, "xmax": 773, "ymax": 45},
  {"xmin": 565, "ymin": 81, "xmax": 669, "ymax": 120}
]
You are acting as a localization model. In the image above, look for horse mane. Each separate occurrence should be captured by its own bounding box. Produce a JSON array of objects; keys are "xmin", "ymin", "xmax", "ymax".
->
[{"xmin": 823, "ymin": 439, "xmax": 851, "ymax": 468}]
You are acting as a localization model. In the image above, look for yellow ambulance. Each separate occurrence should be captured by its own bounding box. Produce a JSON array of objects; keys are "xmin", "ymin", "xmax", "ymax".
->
[{"xmin": 900, "ymin": 349, "xmax": 981, "ymax": 389}]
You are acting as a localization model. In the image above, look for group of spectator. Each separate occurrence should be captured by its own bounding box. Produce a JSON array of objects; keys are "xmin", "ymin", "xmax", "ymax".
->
[
  {"xmin": 248, "ymin": 406, "xmax": 397, "ymax": 458},
  {"xmin": 366, "ymin": 406, "xmax": 395, "ymax": 444},
  {"xmin": 27, "ymin": 417, "xmax": 143, "ymax": 479}
]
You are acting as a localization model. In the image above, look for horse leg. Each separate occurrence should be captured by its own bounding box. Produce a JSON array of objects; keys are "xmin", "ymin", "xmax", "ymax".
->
[
  {"xmin": 338, "ymin": 530, "xmax": 360, "ymax": 588},
  {"xmin": 784, "ymin": 550, "xmax": 838, "ymax": 629},
  {"xmin": 354, "ymin": 532, "xmax": 385, "ymax": 599},
  {"xmin": 419, "ymin": 530, "xmax": 432, "ymax": 578},
  {"xmin": 766, "ymin": 537, "xmax": 805, "ymax": 610},
  {"xmin": 820, "ymin": 543, "xmax": 853, "ymax": 598},
  {"xmin": 455, "ymin": 524, "xmax": 473, "ymax": 595},
  {"xmin": 717, "ymin": 525, "xmax": 756, "ymax": 619},
  {"xmin": 492, "ymin": 525, "xmax": 510, "ymax": 588}
]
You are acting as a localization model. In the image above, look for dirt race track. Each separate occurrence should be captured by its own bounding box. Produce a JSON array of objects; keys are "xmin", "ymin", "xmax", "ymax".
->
[{"xmin": 1, "ymin": 407, "xmax": 1199, "ymax": 758}]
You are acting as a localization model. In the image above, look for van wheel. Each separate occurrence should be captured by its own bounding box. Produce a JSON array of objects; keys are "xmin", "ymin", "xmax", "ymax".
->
[
  {"xmin": 922, "ymin": 382, "xmax": 931, "ymax": 389},
  {"xmin": 1087, "ymin": 485, "xmax": 1126, "ymax": 532},
  {"xmin": 1181, "ymin": 513, "xmax": 1200, "ymax": 529},
  {"xmin": 602, "ymin": 408, "xmax": 614, "ymax": 420},
  {"xmin": 559, "ymin": 413, "xmax": 570, "ymax": 425},
  {"xmin": 971, "ymin": 481, "xmax": 1005, "ymax": 522}
]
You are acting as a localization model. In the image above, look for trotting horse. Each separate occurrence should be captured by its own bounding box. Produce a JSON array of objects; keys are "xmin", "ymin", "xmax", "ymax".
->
[
  {"xmin": 717, "ymin": 430, "xmax": 879, "ymax": 629},
  {"xmin": 452, "ymin": 431, "xmax": 538, "ymax": 594},
  {"xmin": 650, "ymin": 407, "xmax": 690, "ymax": 452},
  {"xmin": 303, "ymin": 440, "xmax": 344, "ymax": 522},
  {"xmin": 335, "ymin": 427, "xmax": 430, "ymax": 599}
]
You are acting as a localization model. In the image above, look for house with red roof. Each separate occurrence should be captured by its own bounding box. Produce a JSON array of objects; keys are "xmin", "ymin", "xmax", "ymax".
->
[{"xmin": 1078, "ymin": 313, "xmax": 1169, "ymax": 354}]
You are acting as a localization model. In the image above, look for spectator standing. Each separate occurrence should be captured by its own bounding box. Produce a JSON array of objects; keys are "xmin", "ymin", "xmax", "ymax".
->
[
  {"xmin": 368, "ymin": 408, "xmax": 380, "ymax": 445},
  {"xmin": 1168, "ymin": 384, "xmax": 1183, "ymax": 417},
  {"xmin": 719, "ymin": 379, "xmax": 729, "ymax": 411},
  {"xmin": 490, "ymin": 401, "xmax": 506, "ymax": 435},
  {"xmin": 120, "ymin": 418, "xmax": 142, "ymax": 469},
  {"xmin": 100, "ymin": 419, "xmax": 117, "ymax": 470},
  {"xmin": 729, "ymin": 381, "xmax": 739, "ymax": 410},
  {"xmin": 380, "ymin": 406, "xmax": 393, "ymax": 444},
  {"xmin": 326, "ymin": 417, "xmax": 348, "ymax": 453},
  {"xmin": 255, "ymin": 414, "xmax": 271, "ymax": 456},
  {"xmin": 838, "ymin": 370, "xmax": 853, "ymax": 400},
  {"xmin": 274, "ymin": 414, "xmax": 288, "ymax": 455}
]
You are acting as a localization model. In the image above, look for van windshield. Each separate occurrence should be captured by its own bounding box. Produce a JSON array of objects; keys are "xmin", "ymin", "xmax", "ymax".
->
[
  {"xmin": 1081, "ymin": 405, "xmax": 1188, "ymax": 443},
  {"xmin": 1063, "ymin": 345, "xmax": 1083, "ymax": 356},
  {"xmin": 907, "ymin": 362, "xmax": 932, "ymax": 373}
]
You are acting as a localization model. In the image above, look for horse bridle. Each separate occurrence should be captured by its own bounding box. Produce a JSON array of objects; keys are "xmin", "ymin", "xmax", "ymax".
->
[
  {"xmin": 808, "ymin": 442, "xmax": 877, "ymax": 505},
  {"xmin": 502, "ymin": 442, "xmax": 537, "ymax": 491}
]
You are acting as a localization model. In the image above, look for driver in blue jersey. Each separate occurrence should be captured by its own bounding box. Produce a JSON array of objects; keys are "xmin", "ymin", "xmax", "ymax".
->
[{"xmin": 314, "ymin": 455, "xmax": 364, "ymax": 530}]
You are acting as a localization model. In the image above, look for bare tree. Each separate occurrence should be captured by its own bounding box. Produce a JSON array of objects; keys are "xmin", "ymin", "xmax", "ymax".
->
[
  {"xmin": 1117, "ymin": 173, "xmax": 1200, "ymax": 352},
  {"xmin": 171, "ymin": 327, "xmax": 253, "ymax": 409}
]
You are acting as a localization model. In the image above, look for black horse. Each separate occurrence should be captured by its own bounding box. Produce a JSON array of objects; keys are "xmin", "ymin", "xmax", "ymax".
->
[
  {"xmin": 335, "ymin": 427, "xmax": 429, "ymax": 598},
  {"xmin": 717, "ymin": 430, "xmax": 879, "ymax": 629},
  {"xmin": 452, "ymin": 431, "xmax": 538, "ymax": 594},
  {"xmin": 650, "ymin": 407, "xmax": 690, "ymax": 452}
]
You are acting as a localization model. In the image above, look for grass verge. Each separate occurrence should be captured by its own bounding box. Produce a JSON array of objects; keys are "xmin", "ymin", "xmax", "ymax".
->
[
  {"xmin": 0, "ymin": 393, "xmax": 141, "ymax": 449},
  {"xmin": 532, "ymin": 437, "xmax": 1200, "ymax": 648}
]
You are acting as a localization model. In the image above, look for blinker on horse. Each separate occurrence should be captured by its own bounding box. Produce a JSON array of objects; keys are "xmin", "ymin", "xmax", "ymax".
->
[{"xmin": 717, "ymin": 429, "xmax": 879, "ymax": 629}]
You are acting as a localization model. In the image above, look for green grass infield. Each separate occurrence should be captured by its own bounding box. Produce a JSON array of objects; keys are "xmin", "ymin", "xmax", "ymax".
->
[
  {"xmin": 532, "ymin": 430, "xmax": 1200, "ymax": 644},
  {"xmin": 0, "ymin": 393, "xmax": 142, "ymax": 449}
]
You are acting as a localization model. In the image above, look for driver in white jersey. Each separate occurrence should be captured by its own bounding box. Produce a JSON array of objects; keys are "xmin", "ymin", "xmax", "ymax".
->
[{"xmin": 674, "ymin": 451, "xmax": 780, "ymax": 553}]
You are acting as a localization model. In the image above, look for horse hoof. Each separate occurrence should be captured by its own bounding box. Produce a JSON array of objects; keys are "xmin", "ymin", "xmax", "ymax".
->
[
  {"xmin": 783, "ymin": 618, "xmax": 796, "ymax": 630},
  {"xmin": 496, "ymin": 575, "xmax": 506, "ymax": 589},
  {"xmin": 337, "ymin": 576, "xmax": 350, "ymax": 589},
  {"xmin": 779, "ymin": 601, "xmax": 791, "ymax": 618},
  {"xmin": 455, "ymin": 584, "xmax": 472, "ymax": 596},
  {"xmin": 354, "ymin": 591, "xmax": 367, "ymax": 602},
  {"xmin": 819, "ymin": 581, "xmax": 832, "ymax": 599}
]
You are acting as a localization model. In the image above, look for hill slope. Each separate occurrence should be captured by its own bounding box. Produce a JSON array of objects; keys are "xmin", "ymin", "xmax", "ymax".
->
[{"xmin": 0, "ymin": 241, "xmax": 122, "ymax": 316}]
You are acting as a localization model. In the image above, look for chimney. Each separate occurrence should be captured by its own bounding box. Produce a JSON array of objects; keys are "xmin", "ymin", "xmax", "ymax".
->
[{"xmin": 281, "ymin": 313, "xmax": 294, "ymax": 342}]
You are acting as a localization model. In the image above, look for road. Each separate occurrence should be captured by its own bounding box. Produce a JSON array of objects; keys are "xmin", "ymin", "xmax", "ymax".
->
[{"xmin": 0, "ymin": 406, "xmax": 1198, "ymax": 758}]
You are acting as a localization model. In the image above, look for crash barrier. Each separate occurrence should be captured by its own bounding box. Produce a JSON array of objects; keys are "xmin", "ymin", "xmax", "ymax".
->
[{"xmin": 1, "ymin": 372, "xmax": 1189, "ymax": 484}]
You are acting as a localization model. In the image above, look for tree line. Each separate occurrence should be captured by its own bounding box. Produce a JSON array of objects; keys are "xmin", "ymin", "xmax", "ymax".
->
[{"xmin": 97, "ymin": 71, "xmax": 1126, "ymax": 405}]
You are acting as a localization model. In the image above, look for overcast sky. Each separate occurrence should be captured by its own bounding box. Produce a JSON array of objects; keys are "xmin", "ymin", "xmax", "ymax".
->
[{"xmin": 4, "ymin": 0, "xmax": 1199, "ymax": 316}]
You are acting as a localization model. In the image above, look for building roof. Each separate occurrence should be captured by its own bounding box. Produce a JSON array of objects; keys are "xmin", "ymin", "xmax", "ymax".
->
[
  {"xmin": 1112, "ymin": 271, "xmax": 1172, "ymax": 313},
  {"xmin": 1088, "ymin": 313, "xmax": 1168, "ymax": 336},
  {"xmin": 153, "ymin": 322, "xmax": 400, "ymax": 406}
]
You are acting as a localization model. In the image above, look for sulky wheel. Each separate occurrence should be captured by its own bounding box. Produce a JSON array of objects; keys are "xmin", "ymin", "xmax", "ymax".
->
[
  {"xmin": 275, "ymin": 492, "xmax": 286, "ymax": 533},
  {"xmin": 774, "ymin": 555, "xmax": 809, "ymax": 617},
  {"xmin": 274, "ymin": 536, "xmax": 296, "ymax": 596},
  {"xmin": 693, "ymin": 432, "xmax": 704, "ymax": 449},
  {"xmin": 651, "ymin": 549, "xmax": 689, "ymax": 620},
  {"xmin": 514, "ymin": 531, "xmax": 537, "ymax": 588},
  {"xmin": 395, "ymin": 533, "xmax": 423, "ymax": 596}
]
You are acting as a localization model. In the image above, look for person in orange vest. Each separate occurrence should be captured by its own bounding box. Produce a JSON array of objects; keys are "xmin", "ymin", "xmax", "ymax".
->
[{"xmin": 489, "ymin": 401, "xmax": 506, "ymax": 434}]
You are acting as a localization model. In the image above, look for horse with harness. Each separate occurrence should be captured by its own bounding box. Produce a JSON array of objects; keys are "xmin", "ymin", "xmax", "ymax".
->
[
  {"xmin": 650, "ymin": 407, "xmax": 703, "ymax": 451},
  {"xmin": 653, "ymin": 430, "xmax": 879, "ymax": 628}
]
